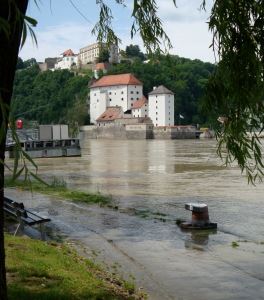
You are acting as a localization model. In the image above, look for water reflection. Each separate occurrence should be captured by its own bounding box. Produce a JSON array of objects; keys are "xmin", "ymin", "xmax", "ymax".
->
[{"xmin": 183, "ymin": 229, "xmax": 217, "ymax": 250}]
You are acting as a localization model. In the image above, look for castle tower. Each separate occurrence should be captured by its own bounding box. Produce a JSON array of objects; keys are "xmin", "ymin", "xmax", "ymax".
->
[{"xmin": 148, "ymin": 85, "xmax": 174, "ymax": 127}]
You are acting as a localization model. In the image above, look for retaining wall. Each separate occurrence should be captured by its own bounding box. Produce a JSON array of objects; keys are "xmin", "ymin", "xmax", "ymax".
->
[{"xmin": 80, "ymin": 125, "xmax": 197, "ymax": 140}]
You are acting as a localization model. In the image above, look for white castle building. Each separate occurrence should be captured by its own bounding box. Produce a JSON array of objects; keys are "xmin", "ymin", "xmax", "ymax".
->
[
  {"xmin": 89, "ymin": 73, "xmax": 174, "ymax": 126},
  {"xmin": 54, "ymin": 49, "xmax": 78, "ymax": 70}
]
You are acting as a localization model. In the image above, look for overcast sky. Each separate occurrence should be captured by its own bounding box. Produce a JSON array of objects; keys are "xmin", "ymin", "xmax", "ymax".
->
[{"xmin": 20, "ymin": 0, "xmax": 215, "ymax": 63}]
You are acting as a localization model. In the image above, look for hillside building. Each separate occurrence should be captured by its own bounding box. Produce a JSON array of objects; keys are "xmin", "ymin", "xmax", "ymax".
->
[
  {"xmin": 38, "ymin": 57, "xmax": 58, "ymax": 71},
  {"xmin": 79, "ymin": 42, "xmax": 119, "ymax": 65},
  {"xmin": 54, "ymin": 49, "xmax": 78, "ymax": 70}
]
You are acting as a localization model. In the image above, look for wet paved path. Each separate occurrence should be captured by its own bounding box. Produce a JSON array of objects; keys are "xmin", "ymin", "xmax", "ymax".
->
[{"xmin": 6, "ymin": 188, "xmax": 264, "ymax": 300}]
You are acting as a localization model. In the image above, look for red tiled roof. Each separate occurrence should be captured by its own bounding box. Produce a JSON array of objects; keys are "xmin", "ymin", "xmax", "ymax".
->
[
  {"xmin": 62, "ymin": 49, "xmax": 75, "ymax": 57},
  {"xmin": 96, "ymin": 106, "xmax": 123, "ymax": 122},
  {"xmin": 131, "ymin": 96, "xmax": 147, "ymax": 109},
  {"xmin": 91, "ymin": 73, "xmax": 142, "ymax": 88}
]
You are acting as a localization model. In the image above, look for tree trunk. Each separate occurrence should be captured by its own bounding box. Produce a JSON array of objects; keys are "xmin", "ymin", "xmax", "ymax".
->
[{"xmin": 0, "ymin": 1, "xmax": 29, "ymax": 299}]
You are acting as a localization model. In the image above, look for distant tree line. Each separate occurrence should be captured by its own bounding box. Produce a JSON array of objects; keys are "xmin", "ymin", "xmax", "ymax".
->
[
  {"xmin": 16, "ymin": 57, "xmax": 37, "ymax": 70},
  {"xmin": 108, "ymin": 53, "xmax": 215, "ymax": 125},
  {"xmin": 11, "ymin": 61, "xmax": 90, "ymax": 128}
]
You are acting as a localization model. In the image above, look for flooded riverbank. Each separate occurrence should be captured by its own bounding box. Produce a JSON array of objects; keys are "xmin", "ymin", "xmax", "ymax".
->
[{"xmin": 6, "ymin": 139, "xmax": 264, "ymax": 299}]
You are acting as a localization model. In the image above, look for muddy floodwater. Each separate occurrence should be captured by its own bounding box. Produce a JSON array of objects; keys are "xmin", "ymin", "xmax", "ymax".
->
[{"xmin": 6, "ymin": 139, "xmax": 264, "ymax": 300}]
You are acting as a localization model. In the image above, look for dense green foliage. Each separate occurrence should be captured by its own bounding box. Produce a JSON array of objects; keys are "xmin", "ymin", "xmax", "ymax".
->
[
  {"xmin": 11, "ymin": 65, "xmax": 90, "ymax": 126},
  {"xmin": 97, "ymin": 48, "xmax": 109, "ymax": 63},
  {"xmin": 16, "ymin": 57, "xmax": 37, "ymax": 70},
  {"xmin": 109, "ymin": 55, "xmax": 215, "ymax": 125},
  {"xmin": 11, "ymin": 55, "xmax": 215, "ymax": 127},
  {"xmin": 124, "ymin": 44, "xmax": 146, "ymax": 61}
]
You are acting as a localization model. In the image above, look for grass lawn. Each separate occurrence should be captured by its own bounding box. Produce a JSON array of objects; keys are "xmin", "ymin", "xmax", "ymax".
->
[{"xmin": 5, "ymin": 234, "xmax": 144, "ymax": 300}]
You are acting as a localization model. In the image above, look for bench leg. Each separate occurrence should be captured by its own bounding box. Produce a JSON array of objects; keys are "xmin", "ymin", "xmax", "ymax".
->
[
  {"xmin": 39, "ymin": 224, "xmax": 46, "ymax": 241},
  {"xmin": 14, "ymin": 220, "xmax": 24, "ymax": 236}
]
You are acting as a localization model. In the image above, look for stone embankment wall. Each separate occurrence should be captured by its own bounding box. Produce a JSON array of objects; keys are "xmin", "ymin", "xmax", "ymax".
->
[
  {"xmin": 153, "ymin": 126, "xmax": 197, "ymax": 139},
  {"xmin": 80, "ymin": 125, "xmax": 197, "ymax": 140},
  {"xmin": 126, "ymin": 124, "xmax": 153, "ymax": 139}
]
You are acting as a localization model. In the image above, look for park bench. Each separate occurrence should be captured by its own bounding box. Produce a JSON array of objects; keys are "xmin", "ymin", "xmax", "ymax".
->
[{"xmin": 4, "ymin": 196, "xmax": 51, "ymax": 240}]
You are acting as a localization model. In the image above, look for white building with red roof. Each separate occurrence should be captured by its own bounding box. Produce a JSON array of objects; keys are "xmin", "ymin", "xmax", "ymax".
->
[
  {"xmin": 54, "ymin": 49, "xmax": 78, "ymax": 70},
  {"xmin": 90, "ymin": 73, "xmax": 143, "ymax": 123},
  {"xmin": 90, "ymin": 73, "xmax": 174, "ymax": 127},
  {"xmin": 131, "ymin": 96, "xmax": 148, "ymax": 118}
]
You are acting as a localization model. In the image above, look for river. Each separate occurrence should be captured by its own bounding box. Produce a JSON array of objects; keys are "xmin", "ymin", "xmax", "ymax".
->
[{"xmin": 6, "ymin": 139, "xmax": 264, "ymax": 299}]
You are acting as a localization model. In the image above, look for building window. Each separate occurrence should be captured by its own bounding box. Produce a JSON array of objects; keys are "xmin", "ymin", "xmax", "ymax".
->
[
  {"xmin": 156, "ymin": 100, "xmax": 158, "ymax": 104},
  {"xmin": 145, "ymin": 114, "xmax": 147, "ymax": 117},
  {"xmin": 136, "ymin": 91, "xmax": 139, "ymax": 94},
  {"xmin": 121, "ymin": 91, "xmax": 124, "ymax": 94},
  {"xmin": 156, "ymin": 112, "xmax": 158, "ymax": 115},
  {"xmin": 131, "ymin": 103, "xmax": 133, "ymax": 107},
  {"xmin": 145, "ymin": 109, "xmax": 147, "ymax": 112},
  {"xmin": 121, "ymin": 98, "xmax": 124, "ymax": 101},
  {"xmin": 156, "ymin": 117, "xmax": 158, "ymax": 121},
  {"xmin": 94, "ymin": 93, "xmax": 96, "ymax": 96},
  {"xmin": 131, "ymin": 91, "xmax": 134, "ymax": 94},
  {"xmin": 156, "ymin": 106, "xmax": 158, "ymax": 109},
  {"xmin": 97, "ymin": 99, "xmax": 99, "ymax": 103},
  {"xmin": 137, "ymin": 98, "xmax": 139, "ymax": 100},
  {"xmin": 131, "ymin": 97, "xmax": 134, "ymax": 100},
  {"xmin": 109, "ymin": 98, "xmax": 112, "ymax": 101},
  {"xmin": 156, "ymin": 124, "xmax": 158, "ymax": 126},
  {"xmin": 109, "ymin": 92, "xmax": 112, "ymax": 95}
]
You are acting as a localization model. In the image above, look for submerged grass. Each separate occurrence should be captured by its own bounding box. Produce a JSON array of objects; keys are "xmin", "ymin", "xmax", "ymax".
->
[
  {"xmin": 5, "ymin": 177, "xmax": 111, "ymax": 206},
  {"xmin": 5, "ymin": 234, "xmax": 144, "ymax": 300}
]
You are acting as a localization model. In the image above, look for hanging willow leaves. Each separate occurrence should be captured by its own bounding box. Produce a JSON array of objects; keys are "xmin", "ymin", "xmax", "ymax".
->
[
  {"xmin": 204, "ymin": 0, "xmax": 264, "ymax": 183},
  {"xmin": 92, "ymin": 0, "xmax": 175, "ymax": 52}
]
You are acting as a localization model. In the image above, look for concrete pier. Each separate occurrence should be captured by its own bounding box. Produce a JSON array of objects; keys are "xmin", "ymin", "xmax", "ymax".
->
[{"xmin": 6, "ymin": 138, "xmax": 81, "ymax": 158}]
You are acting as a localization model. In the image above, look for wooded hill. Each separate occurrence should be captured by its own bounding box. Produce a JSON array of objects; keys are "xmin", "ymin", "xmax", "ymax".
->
[
  {"xmin": 109, "ymin": 55, "xmax": 215, "ymax": 125},
  {"xmin": 12, "ymin": 64, "xmax": 90, "ymax": 127},
  {"xmin": 11, "ymin": 55, "xmax": 215, "ymax": 127}
]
